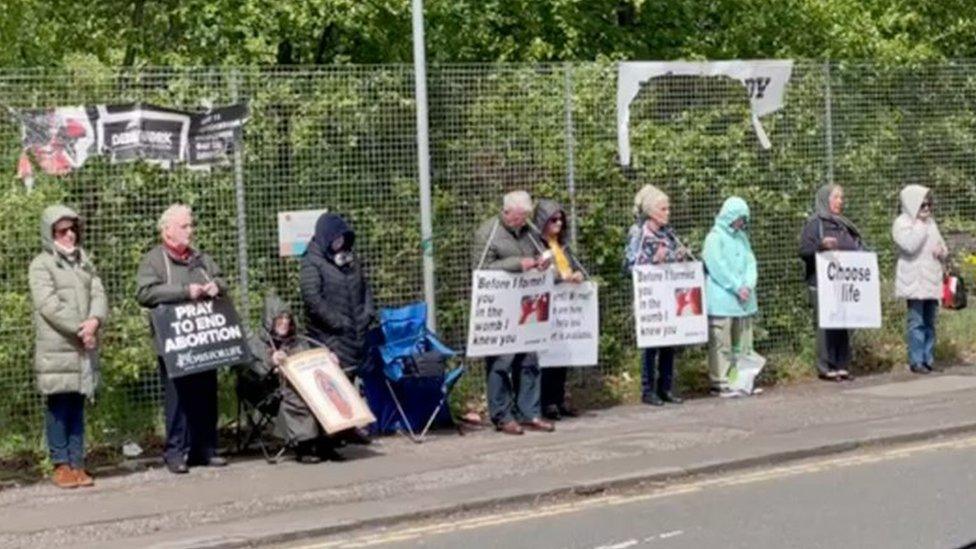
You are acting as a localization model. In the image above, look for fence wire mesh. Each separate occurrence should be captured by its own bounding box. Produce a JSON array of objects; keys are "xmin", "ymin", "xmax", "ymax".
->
[{"xmin": 0, "ymin": 61, "xmax": 974, "ymax": 451}]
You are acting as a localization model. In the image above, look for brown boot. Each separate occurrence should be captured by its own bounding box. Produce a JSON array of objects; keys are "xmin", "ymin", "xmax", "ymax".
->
[
  {"xmin": 73, "ymin": 468, "xmax": 94, "ymax": 487},
  {"xmin": 52, "ymin": 464, "xmax": 78, "ymax": 489},
  {"xmin": 521, "ymin": 418, "xmax": 555, "ymax": 432},
  {"xmin": 496, "ymin": 420, "xmax": 524, "ymax": 435}
]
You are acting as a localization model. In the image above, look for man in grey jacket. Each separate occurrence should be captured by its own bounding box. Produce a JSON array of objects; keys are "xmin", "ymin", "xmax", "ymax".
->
[
  {"xmin": 471, "ymin": 190, "xmax": 554, "ymax": 435},
  {"xmin": 136, "ymin": 204, "xmax": 229, "ymax": 474}
]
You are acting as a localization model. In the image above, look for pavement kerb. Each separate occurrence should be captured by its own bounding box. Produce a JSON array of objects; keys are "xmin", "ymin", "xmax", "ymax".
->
[{"xmin": 187, "ymin": 418, "xmax": 976, "ymax": 549}]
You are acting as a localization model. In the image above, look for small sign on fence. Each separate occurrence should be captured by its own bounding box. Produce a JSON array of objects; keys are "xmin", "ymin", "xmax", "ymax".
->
[{"xmin": 278, "ymin": 208, "xmax": 328, "ymax": 256}]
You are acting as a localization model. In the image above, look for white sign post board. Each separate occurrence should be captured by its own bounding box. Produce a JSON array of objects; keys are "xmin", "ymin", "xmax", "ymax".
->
[
  {"xmin": 277, "ymin": 208, "xmax": 328, "ymax": 257},
  {"xmin": 538, "ymin": 281, "xmax": 600, "ymax": 367},
  {"xmin": 815, "ymin": 251, "xmax": 882, "ymax": 329},
  {"xmin": 633, "ymin": 262, "xmax": 709, "ymax": 348},
  {"xmin": 466, "ymin": 269, "xmax": 553, "ymax": 357}
]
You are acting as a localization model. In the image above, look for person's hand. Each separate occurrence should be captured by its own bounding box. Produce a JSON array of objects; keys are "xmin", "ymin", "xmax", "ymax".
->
[
  {"xmin": 519, "ymin": 257, "xmax": 537, "ymax": 271},
  {"xmin": 536, "ymin": 256, "xmax": 551, "ymax": 270},
  {"xmin": 569, "ymin": 271, "xmax": 584, "ymax": 283},
  {"xmin": 329, "ymin": 351, "xmax": 340, "ymax": 365},
  {"xmin": 821, "ymin": 237, "xmax": 838, "ymax": 250},
  {"xmin": 934, "ymin": 244, "xmax": 948, "ymax": 260},
  {"xmin": 81, "ymin": 332, "xmax": 98, "ymax": 350},
  {"xmin": 737, "ymin": 287, "xmax": 751, "ymax": 303},
  {"xmin": 652, "ymin": 243, "xmax": 669, "ymax": 264},
  {"xmin": 188, "ymin": 283, "xmax": 206, "ymax": 300},
  {"xmin": 271, "ymin": 350, "xmax": 288, "ymax": 367},
  {"xmin": 203, "ymin": 281, "xmax": 219, "ymax": 298},
  {"xmin": 77, "ymin": 317, "xmax": 99, "ymax": 340},
  {"xmin": 675, "ymin": 247, "xmax": 690, "ymax": 260}
]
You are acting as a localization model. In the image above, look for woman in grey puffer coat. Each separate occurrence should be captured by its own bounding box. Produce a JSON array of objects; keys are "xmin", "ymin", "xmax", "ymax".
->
[
  {"xmin": 892, "ymin": 184, "xmax": 947, "ymax": 374},
  {"xmin": 29, "ymin": 205, "xmax": 108, "ymax": 488}
]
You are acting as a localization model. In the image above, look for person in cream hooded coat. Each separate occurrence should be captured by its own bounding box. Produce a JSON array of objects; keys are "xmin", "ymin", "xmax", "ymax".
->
[{"xmin": 892, "ymin": 184, "xmax": 947, "ymax": 374}]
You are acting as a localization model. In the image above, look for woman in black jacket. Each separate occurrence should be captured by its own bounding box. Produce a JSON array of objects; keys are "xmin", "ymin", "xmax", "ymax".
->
[
  {"xmin": 798, "ymin": 184, "xmax": 864, "ymax": 382},
  {"xmin": 300, "ymin": 213, "xmax": 377, "ymax": 376}
]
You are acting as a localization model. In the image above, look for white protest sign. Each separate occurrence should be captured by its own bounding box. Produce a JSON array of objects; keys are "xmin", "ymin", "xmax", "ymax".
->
[
  {"xmin": 617, "ymin": 60, "xmax": 794, "ymax": 164},
  {"xmin": 277, "ymin": 208, "xmax": 328, "ymax": 256},
  {"xmin": 466, "ymin": 269, "xmax": 554, "ymax": 357},
  {"xmin": 539, "ymin": 281, "xmax": 600, "ymax": 367},
  {"xmin": 633, "ymin": 262, "xmax": 709, "ymax": 348},
  {"xmin": 815, "ymin": 251, "xmax": 881, "ymax": 329}
]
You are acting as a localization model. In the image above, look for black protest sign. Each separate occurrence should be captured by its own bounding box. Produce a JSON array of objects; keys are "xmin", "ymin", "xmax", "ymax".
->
[
  {"xmin": 187, "ymin": 103, "xmax": 249, "ymax": 169},
  {"xmin": 96, "ymin": 103, "xmax": 190, "ymax": 165},
  {"xmin": 151, "ymin": 296, "xmax": 251, "ymax": 378}
]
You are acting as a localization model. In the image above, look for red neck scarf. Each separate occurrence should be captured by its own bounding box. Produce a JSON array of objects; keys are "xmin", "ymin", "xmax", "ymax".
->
[{"xmin": 163, "ymin": 237, "xmax": 192, "ymax": 262}]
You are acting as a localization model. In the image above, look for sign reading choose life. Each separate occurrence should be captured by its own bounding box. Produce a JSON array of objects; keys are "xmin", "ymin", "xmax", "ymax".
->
[
  {"xmin": 151, "ymin": 296, "xmax": 251, "ymax": 378},
  {"xmin": 815, "ymin": 251, "xmax": 882, "ymax": 328}
]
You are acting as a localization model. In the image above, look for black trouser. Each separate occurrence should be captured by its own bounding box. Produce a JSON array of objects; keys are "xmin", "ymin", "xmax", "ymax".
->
[
  {"xmin": 158, "ymin": 359, "xmax": 218, "ymax": 465},
  {"xmin": 540, "ymin": 367, "xmax": 567, "ymax": 409}
]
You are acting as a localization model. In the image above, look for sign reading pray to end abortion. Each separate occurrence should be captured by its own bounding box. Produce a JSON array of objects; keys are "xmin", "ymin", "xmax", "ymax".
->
[
  {"xmin": 632, "ymin": 262, "xmax": 709, "ymax": 348},
  {"xmin": 151, "ymin": 296, "xmax": 251, "ymax": 378}
]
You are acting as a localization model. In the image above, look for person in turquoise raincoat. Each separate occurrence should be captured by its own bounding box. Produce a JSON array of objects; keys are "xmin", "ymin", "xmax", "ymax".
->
[{"xmin": 702, "ymin": 197, "xmax": 758, "ymax": 397}]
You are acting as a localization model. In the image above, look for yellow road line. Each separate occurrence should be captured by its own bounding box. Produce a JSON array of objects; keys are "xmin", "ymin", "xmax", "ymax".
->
[{"xmin": 292, "ymin": 435, "xmax": 976, "ymax": 548}]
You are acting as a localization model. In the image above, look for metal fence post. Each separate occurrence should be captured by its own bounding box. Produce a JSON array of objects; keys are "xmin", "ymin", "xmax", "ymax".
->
[
  {"xmin": 563, "ymin": 64, "xmax": 579, "ymax": 248},
  {"xmin": 230, "ymin": 70, "xmax": 250, "ymax": 327},
  {"xmin": 412, "ymin": 0, "xmax": 437, "ymax": 331},
  {"xmin": 823, "ymin": 62, "xmax": 835, "ymax": 186}
]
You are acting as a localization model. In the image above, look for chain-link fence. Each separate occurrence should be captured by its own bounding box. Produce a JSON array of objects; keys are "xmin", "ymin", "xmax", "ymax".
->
[{"xmin": 1, "ymin": 61, "xmax": 975, "ymax": 452}]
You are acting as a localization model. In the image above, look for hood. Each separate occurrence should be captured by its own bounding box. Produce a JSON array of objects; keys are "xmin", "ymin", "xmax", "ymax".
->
[
  {"xmin": 310, "ymin": 213, "xmax": 354, "ymax": 255},
  {"xmin": 899, "ymin": 184, "xmax": 930, "ymax": 219},
  {"xmin": 533, "ymin": 199, "xmax": 568, "ymax": 244},
  {"xmin": 714, "ymin": 196, "xmax": 750, "ymax": 234},
  {"xmin": 40, "ymin": 204, "xmax": 82, "ymax": 252},
  {"xmin": 261, "ymin": 292, "xmax": 293, "ymax": 335}
]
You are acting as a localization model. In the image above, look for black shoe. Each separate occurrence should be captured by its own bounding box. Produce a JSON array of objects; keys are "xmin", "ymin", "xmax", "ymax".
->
[
  {"xmin": 909, "ymin": 364, "xmax": 930, "ymax": 375},
  {"xmin": 347, "ymin": 427, "xmax": 372, "ymax": 445},
  {"xmin": 557, "ymin": 405, "xmax": 578, "ymax": 418},
  {"xmin": 296, "ymin": 453, "xmax": 322, "ymax": 464},
  {"xmin": 659, "ymin": 392, "xmax": 683, "ymax": 404},
  {"xmin": 542, "ymin": 405, "xmax": 561, "ymax": 421},
  {"xmin": 166, "ymin": 459, "xmax": 189, "ymax": 474},
  {"xmin": 642, "ymin": 394, "xmax": 664, "ymax": 406},
  {"xmin": 923, "ymin": 363, "xmax": 935, "ymax": 372},
  {"xmin": 318, "ymin": 447, "xmax": 347, "ymax": 462}
]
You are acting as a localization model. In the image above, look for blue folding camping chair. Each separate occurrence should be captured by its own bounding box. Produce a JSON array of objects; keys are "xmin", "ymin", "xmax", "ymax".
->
[{"xmin": 362, "ymin": 302, "xmax": 465, "ymax": 443}]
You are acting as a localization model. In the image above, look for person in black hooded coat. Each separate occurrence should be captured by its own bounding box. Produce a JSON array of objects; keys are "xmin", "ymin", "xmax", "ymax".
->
[{"xmin": 299, "ymin": 213, "xmax": 377, "ymax": 378}]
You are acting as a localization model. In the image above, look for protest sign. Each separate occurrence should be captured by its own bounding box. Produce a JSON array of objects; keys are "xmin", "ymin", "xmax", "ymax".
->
[
  {"xmin": 633, "ymin": 262, "xmax": 709, "ymax": 348},
  {"xmin": 466, "ymin": 269, "xmax": 553, "ymax": 357},
  {"xmin": 96, "ymin": 103, "xmax": 190, "ymax": 166},
  {"xmin": 277, "ymin": 208, "xmax": 328, "ymax": 256},
  {"xmin": 815, "ymin": 251, "xmax": 882, "ymax": 329},
  {"xmin": 279, "ymin": 349, "xmax": 376, "ymax": 434},
  {"xmin": 538, "ymin": 281, "xmax": 599, "ymax": 367},
  {"xmin": 151, "ymin": 296, "xmax": 251, "ymax": 378},
  {"xmin": 187, "ymin": 104, "xmax": 250, "ymax": 169}
]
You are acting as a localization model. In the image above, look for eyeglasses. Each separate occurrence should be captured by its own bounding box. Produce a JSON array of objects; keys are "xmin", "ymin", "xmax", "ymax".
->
[
  {"xmin": 548, "ymin": 217, "xmax": 564, "ymax": 225},
  {"xmin": 54, "ymin": 226, "xmax": 77, "ymax": 237},
  {"xmin": 920, "ymin": 202, "xmax": 933, "ymax": 210}
]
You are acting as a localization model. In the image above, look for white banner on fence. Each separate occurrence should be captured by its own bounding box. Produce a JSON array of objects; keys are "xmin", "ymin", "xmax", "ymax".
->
[
  {"xmin": 633, "ymin": 262, "xmax": 709, "ymax": 348},
  {"xmin": 277, "ymin": 208, "xmax": 328, "ymax": 256},
  {"xmin": 617, "ymin": 60, "xmax": 794, "ymax": 164},
  {"xmin": 815, "ymin": 251, "xmax": 882, "ymax": 329},
  {"xmin": 466, "ymin": 269, "xmax": 553, "ymax": 357},
  {"xmin": 539, "ymin": 281, "xmax": 599, "ymax": 367}
]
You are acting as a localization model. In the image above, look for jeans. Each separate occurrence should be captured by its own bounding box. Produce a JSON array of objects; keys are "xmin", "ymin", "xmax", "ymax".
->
[
  {"xmin": 45, "ymin": 392, "xmax": 86, "ymax": 468},
  {"xmin": 906, "ymin": 299, "xmax": 938, "ymax": 367},
  {"xmin": 485, "ymin": 353, "xmax": 541, "ymax": 424},
  {"xmin": 641, "ymin": 347, "xmax": 675, "ymax": 398}
]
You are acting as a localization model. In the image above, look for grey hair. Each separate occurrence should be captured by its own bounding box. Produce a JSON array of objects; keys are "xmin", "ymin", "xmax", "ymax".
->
[
  {"xmin": 502, "ymin": 190, "xmax": 533, "ymax": 212},
  {"xmin": 158, "ymin": 203, "xmax": 192, "ymax": 234}
]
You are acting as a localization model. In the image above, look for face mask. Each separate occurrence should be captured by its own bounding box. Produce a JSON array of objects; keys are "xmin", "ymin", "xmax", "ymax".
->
[{"xmin": 334, "ymin": 251, "xmax": 353, "ymax": 266}]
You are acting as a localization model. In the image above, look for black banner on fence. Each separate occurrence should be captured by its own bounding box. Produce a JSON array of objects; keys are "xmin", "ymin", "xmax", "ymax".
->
[
  {"xmin": 188, "ymin": 103, "xmax": 249, "ymax": 169},
  {"xmin": 151, "ymin": 296, "xmax": 251, "ymax": 378},
  {"xmin": 96, "ymin": 103, "xmax": 191, "ymax": 165}
]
